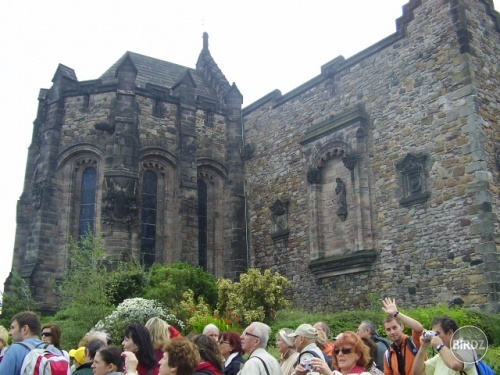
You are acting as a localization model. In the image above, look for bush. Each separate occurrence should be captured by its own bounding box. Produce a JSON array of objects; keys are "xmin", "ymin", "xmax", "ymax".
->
[
  {"xmin": 94, "ymin": 297, "xmax": 184, "ymax": 342},
  {"xmin": 405, "ymin": 305, "xmax": 500, "ymax": 346},
  {"xmin": 105, "ymin": 261, "xmax": 149, "ymax": 305},
  {"xmin": 179, "ymin": 290, "xmax": 242, "ymax": 333},
  {"xmin": 271, "ymin": 306, "xmax": 500, "ymax": 349},
  {"xmin": 484, "ymin": 346, "xmax": 500, "ymax": 373},
  {"xmin": 43, "ymin": 306, "xmax": 103, "ymax": 350},
  {"xmin": 144, "ymin": 263, "xmax": 218, "ymax": 313},
  {"xmin": 216, "ymin": 268, "xmax": 291, "ymax": 326}
]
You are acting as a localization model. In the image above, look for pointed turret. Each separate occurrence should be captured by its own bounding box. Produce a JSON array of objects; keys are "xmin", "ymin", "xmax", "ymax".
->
[{"xmin": 196, "ymin": 32, "xmax": 231, "ymax": 99}]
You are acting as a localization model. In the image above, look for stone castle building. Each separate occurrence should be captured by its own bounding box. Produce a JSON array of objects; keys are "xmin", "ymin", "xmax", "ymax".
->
[{"xmin": 9, "ymin": 0, "xmax": 500, "ymax": 313}]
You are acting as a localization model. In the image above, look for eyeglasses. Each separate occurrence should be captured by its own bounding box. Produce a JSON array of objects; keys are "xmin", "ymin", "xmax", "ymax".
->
[
  {"xmin": 242, "ymin": 331, "xmax": 260, "ymax": 339},
  {"xmin": 218, "ymin": 340, "xmax": 230, "ymax": 345},
  {"xmin": 334, "ymin": 347, "xmax": 354, "ymax": 355},
  {"xmin": 41, "ymin": 332, "xmax": 52, "ymax": 337}
]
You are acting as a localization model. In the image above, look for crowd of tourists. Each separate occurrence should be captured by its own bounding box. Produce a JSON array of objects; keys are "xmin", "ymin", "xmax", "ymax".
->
[{"xmin": 0, "ymin": 297, "xmax": 483, "ymax": 375}]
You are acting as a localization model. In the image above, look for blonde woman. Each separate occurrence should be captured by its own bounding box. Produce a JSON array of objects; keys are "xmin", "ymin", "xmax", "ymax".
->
[
  {"xmin": 276, "ymin": 328, "xmax": 299, "ymax": 375},
  {"xmin": 0, "ymin": 326, "xmax": 9, "ymax": 356},
  {"xmin": 145, "ymin": 317, "xmax": 171, "ymax": 363}
]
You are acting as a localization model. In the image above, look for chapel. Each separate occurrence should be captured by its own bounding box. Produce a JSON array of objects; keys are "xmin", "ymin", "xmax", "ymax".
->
[{"xmin": 8, "ymin": 0, "xmax": 500, "ymax": 313}]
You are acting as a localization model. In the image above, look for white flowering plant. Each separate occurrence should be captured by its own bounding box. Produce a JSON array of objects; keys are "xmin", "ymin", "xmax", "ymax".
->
[{"xmin": 94, "ymin": 297, "xmax": 185, "ymax": 342}]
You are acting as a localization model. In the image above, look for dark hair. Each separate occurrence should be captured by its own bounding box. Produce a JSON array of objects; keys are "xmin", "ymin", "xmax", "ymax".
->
[
  {"xmin": 431, "ymin": 316, "xmax": 459, "ymax": 335},
  {"xmin": 124, "ymin": 323, "xmax": 157, "ymax": 369},
  {"xmin": 219, "ymin": 331, "xmax": 244, "ymax": 355},
  {"xmin": 192, "ymin": 334, "xmax": 224, "ymax": 373},
  {"xmin": 87, "ymin": 338, "xmax": 106, "ymax": 360},
  {"xmin": 12, "ymin": 312, "xmax": 41, "ymax": 336},
  {"xmin": 42, "ymin": 324, "xmax": 62, "ymax": 348},
  {"xmin": 97, "ymin": 346, "xmax": 123, "ymax": 371},
  {"xmin": 163, "ymin": 338, "xmax": 200, "ymax": 375},
  {"xmin": 361, "ymin": 338, "xmax": 378, "ymax": 369}
]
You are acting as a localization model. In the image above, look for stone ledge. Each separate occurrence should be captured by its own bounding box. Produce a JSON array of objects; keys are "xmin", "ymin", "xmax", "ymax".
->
[
  {"xmin": 399, "ymin": 192, "xmax": 430, "ymax": 207},
  {"xmin": 271, "ymin": 230, "xmax": 290, "ymax": 242},
  {"xmin": 309, "ymin": 249, "xmax": 377, "ymax": 278}
]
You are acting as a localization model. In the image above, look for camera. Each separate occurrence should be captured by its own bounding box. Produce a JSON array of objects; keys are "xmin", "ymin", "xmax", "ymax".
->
[
  {"xmin": 304, "ymin": 359, "xmax": 313, "ymax": 371},
  {"xmin": 423, "ymin": 330, "xmax": 438, "ymax": 340}
]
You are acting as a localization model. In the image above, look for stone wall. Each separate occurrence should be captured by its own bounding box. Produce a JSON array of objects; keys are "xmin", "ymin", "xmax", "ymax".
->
[{"xmin": 243, "ymin": 0, "xmax": 500, "ymax": 312}]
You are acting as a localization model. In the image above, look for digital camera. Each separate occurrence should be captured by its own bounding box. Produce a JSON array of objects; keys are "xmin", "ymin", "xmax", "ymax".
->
[
  {"xmin": 304, "ymin": 358, "xmax": 313, "ymax": 371},
  {"xmin": 423, "ymin": 330, "xmax": 439, "ymax": 339}
]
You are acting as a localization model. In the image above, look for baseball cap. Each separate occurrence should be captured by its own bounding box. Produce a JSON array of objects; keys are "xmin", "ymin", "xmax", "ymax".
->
[
  {"xmin": 69, "ymin": 346, "xmax": 86, "ymax": 365},
  {"xmin": 287, "ymin": 324, "xmax": 318, "ymax": 339}
]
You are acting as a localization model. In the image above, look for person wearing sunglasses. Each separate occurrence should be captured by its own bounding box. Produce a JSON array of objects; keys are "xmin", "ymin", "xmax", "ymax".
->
[
  {"xmin": 41, "ymin": 323, "xmax": 70, "ymax": 360},
  {"xmin": 294, "ymin": 331, "xmax": 371, "ymax": 375}
]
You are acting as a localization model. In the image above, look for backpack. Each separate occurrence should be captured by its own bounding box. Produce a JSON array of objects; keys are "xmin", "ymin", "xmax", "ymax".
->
[
  {"xmin": 385, "ymin": 336, "xmax": 418, "ymax": 369},
  {"xmin": 461, "ymin": 360, "xmax": 496, "ymax": 375},
  {"xmin": 474, "ymin": 360, "xmax": 495, "ymax": 375},
  {"xmin": 18, "ymin": 342, "xmax": 71, "ymax": 375},
  {"xmin": 372, "ymin": 335, "xmax": 390, "ymax": 350}
]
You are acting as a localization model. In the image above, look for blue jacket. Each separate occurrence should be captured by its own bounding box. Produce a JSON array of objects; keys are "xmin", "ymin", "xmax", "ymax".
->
[{"xmin": 0, "ymin": 338, "xmax": 63, "ymax": 375}]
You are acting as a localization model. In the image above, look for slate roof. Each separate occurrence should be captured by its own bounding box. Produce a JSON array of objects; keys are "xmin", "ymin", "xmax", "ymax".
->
[{"xmin": 99, "ymin": 51, "xmax": 215, "ymax": 98}]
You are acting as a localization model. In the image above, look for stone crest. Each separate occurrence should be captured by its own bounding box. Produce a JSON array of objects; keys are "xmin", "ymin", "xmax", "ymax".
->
[{"xmin": 102, "ymin": 176, "xmax": 138, "ymax": 226}]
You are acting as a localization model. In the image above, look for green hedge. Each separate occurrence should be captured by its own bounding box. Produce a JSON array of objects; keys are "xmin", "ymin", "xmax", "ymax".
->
[{"xmin": 271, "ymin": 306, "xmax": 500, "ymax": 369}]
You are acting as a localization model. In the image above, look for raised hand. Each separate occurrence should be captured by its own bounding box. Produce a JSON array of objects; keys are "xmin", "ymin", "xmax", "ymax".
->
[{"xmin": 382, "ymin": 297, "xmax": 398, "ymax": 316}]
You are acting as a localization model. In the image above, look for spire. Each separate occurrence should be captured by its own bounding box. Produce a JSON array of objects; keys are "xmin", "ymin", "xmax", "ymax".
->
[
  {"xmin": 203, "ymin": 32, "xmax": 209, "ymax": 51},
  {"xmin": 196, "ymin": 32, "xmax": 231, "ymax": 99}
]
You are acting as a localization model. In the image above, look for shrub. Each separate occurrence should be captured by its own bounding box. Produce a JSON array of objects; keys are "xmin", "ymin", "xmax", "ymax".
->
[
  {"xmin": 484, "ymin": 346, "xmax": 500, "ymax": 373},
  {"xmin": 216, "ymin": 268, "xmax": 291, "ymax": 326},
  {"xmin": 405, "ymin": 305, "xmax": 500, "ymax": 346},
  {"xmin": 179, "ymin": 290, "xmax": 242, "ymax": 333},
  {"xmin": 144, "ymin": 263, "xmax": 218, "ymax": 313},
  {"xmin": 94, "ymin": 297, "xmax": 184, "ymax": 342},
  {"xmin": 105, "ymin": 261, "xmax": 149, "ymax": 305}
]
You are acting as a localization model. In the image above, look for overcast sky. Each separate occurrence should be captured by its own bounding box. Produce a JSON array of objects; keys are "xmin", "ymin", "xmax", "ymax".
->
[{"xmin": 1, "ymin": 1, "xmax": 498, "ymax": 292}]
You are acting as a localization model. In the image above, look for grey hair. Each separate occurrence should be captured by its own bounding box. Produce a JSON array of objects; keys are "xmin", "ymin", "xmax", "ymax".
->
[
  {"xmin": 314, "ymin": 322, "xmax": 331, "ymax": 337},
  {"xmin": 249, "ymin": 322, "xmax": 271, "ymax": 348},
  {"xmin": 202, "ymin": 324, "xmax": 219, "ymax": 335},
  {"xmin": 361, "ymin": 320, "xmax": 379, "ymax": 337}
]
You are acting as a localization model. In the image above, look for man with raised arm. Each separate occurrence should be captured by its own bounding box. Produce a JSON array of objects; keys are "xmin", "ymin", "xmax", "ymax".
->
[{"xmin": 382, "ymin": 298, "xmax": 425, "ymax": 375}]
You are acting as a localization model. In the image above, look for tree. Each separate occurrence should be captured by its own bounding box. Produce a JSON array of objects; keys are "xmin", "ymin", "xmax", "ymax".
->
[
  {"xmin": 56, "ymin": 232, "xmax": 113, "ymax": 330},
  {"xmin": 0, "ymin": 269, "xmax": 40, "ymax": 326}
]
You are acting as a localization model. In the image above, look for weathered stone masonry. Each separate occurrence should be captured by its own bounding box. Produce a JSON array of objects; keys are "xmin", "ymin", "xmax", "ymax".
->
[
  {"xmin": 243, "ymin": 0, "xmax": 500, "ymax": 312},
  {"xmin": 8, "ymin": 0, "xmax": 500, "ymax": 313}
]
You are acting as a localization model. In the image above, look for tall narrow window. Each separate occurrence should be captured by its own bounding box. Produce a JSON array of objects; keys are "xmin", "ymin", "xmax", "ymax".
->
[
  {"xmin": 198, "ymin": 179, "xmax": 208, "ymax": 270},
  {"xmin": 141, "ymin": 171, "xmax": 158, "ymax": 268},
  {"xmin": 79, "ymin": 167, "xmax": 97, "ymax": 238}
]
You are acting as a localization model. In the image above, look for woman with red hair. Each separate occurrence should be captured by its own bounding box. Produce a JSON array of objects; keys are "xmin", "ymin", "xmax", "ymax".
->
[
  {"xmin": 295, "ymin": 331, "xmax": 371, "ymax": 375},
  {"xmin": 218, "ymin": 331, "xmax": 246, "ymax": 375}
]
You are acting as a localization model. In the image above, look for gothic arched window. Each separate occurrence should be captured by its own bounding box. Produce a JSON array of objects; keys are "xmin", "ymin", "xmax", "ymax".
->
[
  {"xmin": 79, "ymin": 167, "xmax": 97, "ymax": 238},
  {"xmin": 141, "ymin": 170, "xmax": 158, "ymax": 268},
  {"xmin": 198, "ymin": 179, "xmax": 208, "ymax": 270}
]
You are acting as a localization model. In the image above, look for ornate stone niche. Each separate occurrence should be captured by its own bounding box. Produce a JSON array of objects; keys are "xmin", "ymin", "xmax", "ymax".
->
[
  {"xmin": 395, "ymin": 153, "xmax": 430, "ymax": 207},
  {"xmin": 102, "ymin": 174, "xmax": 139, "ymax": 227},
  {"xmin": 300, "ymin": 106, "xmax": 376, "ymax": 277},
  {"xmin": 270, "ymin": 198, "xmax": 289, "ymax": 241}
]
